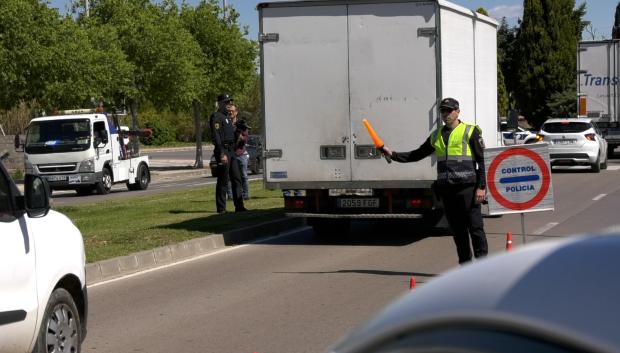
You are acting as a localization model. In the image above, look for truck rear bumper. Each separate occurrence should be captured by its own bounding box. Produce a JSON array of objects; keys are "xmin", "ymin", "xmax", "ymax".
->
[{"xmin": 286, "ymin": 212, "xmax": 423, "ymax": 219}]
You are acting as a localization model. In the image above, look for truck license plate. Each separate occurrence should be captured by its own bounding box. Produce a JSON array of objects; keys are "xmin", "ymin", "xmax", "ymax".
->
[
  {"xmin": 46, "ymin": 175, "xmax": 67, "ymax": 182},
  {"xmin": 337, "ymin": 198, "xmax": 379, "ymax": 208}
]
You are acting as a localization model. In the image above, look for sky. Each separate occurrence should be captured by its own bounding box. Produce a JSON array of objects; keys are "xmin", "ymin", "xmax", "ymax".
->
[{"xmin": 48, "ymin": 0, "xmax": 617, "ymax": 41}]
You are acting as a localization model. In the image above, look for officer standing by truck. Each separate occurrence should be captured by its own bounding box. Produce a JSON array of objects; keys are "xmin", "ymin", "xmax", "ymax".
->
[
  {"xmin": 382, "ymin": 98, "xmax": 488, "ymax": 264},
  {"xmin": 210, "ymin": 94, "xmax": 246, "ymax": 213}
]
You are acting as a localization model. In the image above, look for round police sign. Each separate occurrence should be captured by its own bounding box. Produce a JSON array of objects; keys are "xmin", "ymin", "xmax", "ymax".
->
[{"xmin": 484, "ymin": 144, "xmax": 554, "ymax": 215}]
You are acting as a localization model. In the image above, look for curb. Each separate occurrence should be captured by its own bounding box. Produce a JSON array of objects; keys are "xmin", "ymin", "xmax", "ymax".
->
[
  {"xmin": 150, "ymin": 168, "xmax": 213, "ymax": 180},
  {"xmin": 85, "ymin": 217, "xmax": 307, "ymax": 285}
]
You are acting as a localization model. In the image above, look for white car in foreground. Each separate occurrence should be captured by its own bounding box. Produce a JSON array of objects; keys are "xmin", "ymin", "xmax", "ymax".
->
[
  {"xmin": 0, "ymin": 159, "xmax": 87, "ymax": 353},
  {"xmin": 538, "ymin": 117, "xmax": 608, "ymax": 172},
  {"xmin": 329, "ymin": 235, "xmax": 620, "ymax": 353}
]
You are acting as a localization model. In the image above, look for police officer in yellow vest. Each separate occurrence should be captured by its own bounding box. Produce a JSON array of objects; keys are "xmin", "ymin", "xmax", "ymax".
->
[{"xmin": 382, "ymin": 98, "xmax": 488, "ymax": 264}]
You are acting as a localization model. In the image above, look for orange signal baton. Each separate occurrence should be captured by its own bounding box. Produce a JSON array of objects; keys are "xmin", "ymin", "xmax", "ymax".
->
[{"xmin": 362, "ymin": 118, "xmax": 391, "ymax": 163}]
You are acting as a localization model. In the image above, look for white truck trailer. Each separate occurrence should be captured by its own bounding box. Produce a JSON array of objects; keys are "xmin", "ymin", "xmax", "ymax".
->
[
  {"xmin": 578, "ymin": 40, "xmax": 620, "ymax": 158},
  {"xmin": 23, "ymin": 111, "xmax": 151, "ymax": 195},
  {"xmin": 258, "ymin": 0, "xmax": 498, "ymax": 234}
]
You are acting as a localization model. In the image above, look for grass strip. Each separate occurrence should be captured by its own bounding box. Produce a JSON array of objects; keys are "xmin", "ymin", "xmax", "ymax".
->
[{"xmin": 55, "ymin": 181, "xmax": 284, "ymax": 263}]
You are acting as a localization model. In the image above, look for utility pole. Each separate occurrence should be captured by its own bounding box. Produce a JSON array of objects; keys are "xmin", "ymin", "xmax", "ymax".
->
[
  {"xmin": 85, "ymin": 0, "xmax": 90, "ymax": 17},
  {"xmin": 222, "ymin": 0, "xmax": 227, "ymax": 19}
]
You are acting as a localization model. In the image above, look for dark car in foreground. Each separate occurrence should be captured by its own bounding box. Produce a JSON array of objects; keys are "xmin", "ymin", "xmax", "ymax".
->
[
  {"xmin": 329, "ymin": 235, "xmax": 620, "ymax": 353},
  {"xmin": 210, "ymin": 135, "xmax": 263, "ymax": 177}
]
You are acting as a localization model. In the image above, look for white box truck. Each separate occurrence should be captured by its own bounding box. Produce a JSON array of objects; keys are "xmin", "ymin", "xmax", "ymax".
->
[
  {"xmin": 23, "ymin": 110, "xmax": 151, "ymax": 195},
  {"xmin": 258, "ymin": 0, "xmax": 498, "ymax": 234},
  {"xmin": 578, "ymin": 40, "xmax": 620, "ymax": 158}
]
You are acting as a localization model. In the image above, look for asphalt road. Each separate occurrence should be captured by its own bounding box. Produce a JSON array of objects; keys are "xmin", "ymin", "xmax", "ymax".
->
[
  {"xmin": 83, "ymin": 157, "xmax": 620, "ymax": 353},
  {"xmin": 50, "ymin": 147, "xmax": 240, "ymax": 206}
]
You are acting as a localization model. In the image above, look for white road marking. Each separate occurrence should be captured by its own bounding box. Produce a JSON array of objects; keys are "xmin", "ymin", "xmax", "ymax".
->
[
  {"xmin": 532, "ymin": 222, "xmax": 559, "ymax": 235},
  {"xmin": 592, "ymin": 193, "xmax": 607, "ymax": 201},
  {"xmin": 607, "ymin": 165, "xmax": 620, "ymax": 171}
]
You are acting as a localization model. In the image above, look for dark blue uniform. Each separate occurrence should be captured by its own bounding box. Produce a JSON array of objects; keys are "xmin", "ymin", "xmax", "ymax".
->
[{"xmin": 210, "ymin": 107, "xmax": 245, "ymax": 213}]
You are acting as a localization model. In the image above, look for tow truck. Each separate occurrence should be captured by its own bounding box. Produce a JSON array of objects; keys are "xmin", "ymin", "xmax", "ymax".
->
[{"xmin": 21, "ymin": 109, "xmax": 152, "ymax": 195}]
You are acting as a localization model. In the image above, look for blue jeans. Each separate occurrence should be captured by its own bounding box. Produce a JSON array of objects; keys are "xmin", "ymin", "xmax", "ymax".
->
[{"xmin": 228, "ymin": 152, "xmax": 249, "ymax": 199}]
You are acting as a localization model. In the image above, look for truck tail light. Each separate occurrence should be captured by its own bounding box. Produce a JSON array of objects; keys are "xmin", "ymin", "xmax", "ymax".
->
[
  {"xmin": 407, "ymin": 198, "xmax": 431, "ymax": 209},
  {"xmin": 285, "ymin": 198, "xmax": 306, "ymax": 210},
  {"xmin": 585, "ymin": 133, "xmax": 596, "ymax": 141}
]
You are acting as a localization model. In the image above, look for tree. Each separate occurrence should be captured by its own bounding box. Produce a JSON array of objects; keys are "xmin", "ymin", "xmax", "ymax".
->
[
  {"xmin": 83, "ymin": 0, "xmax": 205, "ymax": 153},
  {"xmin": 476, "ymin": 7, "xmax": 508, "ymax": 117},
  {"xmin": 181, "ymin": 0, "xmax": 257, "ymax": 167},
  {"xmin": 513, "ymin": 0, "xmax": 586, "ymax": 127},
  {"xmin": 613, "ymin": 2, "xmax": 620, "ymax": 39},
  {"xmin": 497, "ymin": 18, "xmax": 518, "ymax": 102}
]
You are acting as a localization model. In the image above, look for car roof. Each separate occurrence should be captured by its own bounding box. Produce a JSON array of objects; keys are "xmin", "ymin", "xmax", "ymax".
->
[
  {"xmin": 330, "ymin": 235, "xmax": 620, "ymax": 353},
  {"xmin": 543, "ymin": 117, "xmax": 592, "ymax": 124}
]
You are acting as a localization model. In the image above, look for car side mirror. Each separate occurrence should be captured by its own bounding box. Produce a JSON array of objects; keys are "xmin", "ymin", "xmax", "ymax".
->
[{"xmin": 24, "ymin": 174, "xmax": 50, "ymax": 218}]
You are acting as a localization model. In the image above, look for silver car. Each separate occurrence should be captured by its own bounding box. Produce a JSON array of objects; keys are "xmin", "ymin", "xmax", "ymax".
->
[
  {"xmin": 329, "ymin": 235, "xmax": 620, "ymax": 353},
  {"xmin": 539, "ymin": 118, "xmax": 608, "ymax": 172}
]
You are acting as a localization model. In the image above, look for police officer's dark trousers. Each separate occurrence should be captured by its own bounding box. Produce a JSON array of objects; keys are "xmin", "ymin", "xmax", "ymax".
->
[
  {"xmin": 215, "ymin": 147, "xmax": 245, "ymax": 212},
  {"xmin": 439, "ymin": 184, "xmax": 488, "ymax": 264}
]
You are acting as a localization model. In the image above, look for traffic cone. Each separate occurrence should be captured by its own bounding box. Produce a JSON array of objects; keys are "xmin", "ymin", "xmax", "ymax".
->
[
  {"xmin": 506, "ymin": 232, "xmax": 513, "ymax": 251},
  {"xmin": 409, "ymin": 276, "xmax": 416, "ymax": 290}
]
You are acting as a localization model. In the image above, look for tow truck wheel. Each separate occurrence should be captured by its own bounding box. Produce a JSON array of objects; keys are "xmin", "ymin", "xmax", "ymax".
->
[
  {"xmin": 96, "ymin": 168, "xmax": 112, "ymax": 194},
  {"xmin": 127, "ymin": 164, "xmax": 150, "ymax": 191}
]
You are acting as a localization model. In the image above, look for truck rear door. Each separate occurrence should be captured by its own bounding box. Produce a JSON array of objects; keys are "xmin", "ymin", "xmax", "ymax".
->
[
  {"xmin": 261, "ymin": 2, "xmax": 437, "ymax": 185},
  {"xmin": 348, "ymin": 2, "xmax": 437, "ymax": 181},
  {"xmin": 262, "ymin": 5, "xmax": 351, "ymax": 184}
]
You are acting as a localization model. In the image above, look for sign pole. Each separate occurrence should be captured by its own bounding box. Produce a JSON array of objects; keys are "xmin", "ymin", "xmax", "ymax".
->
[{"xmin": 520, "ymin": 212, "xmax": 526, "ymax": 244}]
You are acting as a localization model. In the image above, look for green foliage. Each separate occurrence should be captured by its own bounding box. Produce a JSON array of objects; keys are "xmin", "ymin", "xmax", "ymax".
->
[
  {"xmin": 513, "ymin": 0, "xmax": 585, "ymax": 127},
  {"xmin": 547, "ymin": 88, "xmax": 578, "ymax": 118},
  {"xmin": 10, "ymin": 168, "xmax": 24, "ymax": 181},
  {"xmin": 1, "ymin": 0, "xmax": 256, "ymax": 147},
  {"xmin": 55, "ymin": 181, "xmax": 284, "ymax": 262},
  {"xmin": 475, "ymin": 7, "xmax": 489, "ymax": 16},
  {"xmin": 498, "ymin": 18, "xmax": 518, "ymax": 101},
  {"xmin": 140, "ymin": 112, "xmax": 176, "ymax": 145},
  {"xmin": 614, "ymin": 2, "xmax": 620, "ymax": 39}
]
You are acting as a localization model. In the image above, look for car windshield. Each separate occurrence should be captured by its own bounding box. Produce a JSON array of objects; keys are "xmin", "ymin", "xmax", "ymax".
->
[
  {"xmin": 25, "ymin": 119, "xmax": 91, "ymax": 154},
  {"xmin": 541, "ymin": 122, "xmax": 591, "ymax": 133}
]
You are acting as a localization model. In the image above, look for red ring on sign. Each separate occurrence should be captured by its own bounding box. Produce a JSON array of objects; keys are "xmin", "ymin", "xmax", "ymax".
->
[{"xmin": 487, "ymin": 148, "xmax": 551, "ymax": 210}]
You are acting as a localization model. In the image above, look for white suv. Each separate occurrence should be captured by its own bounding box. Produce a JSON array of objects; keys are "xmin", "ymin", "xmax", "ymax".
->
[
  {"xmin": 538, "ymin": 118, "xmax": 608, "ymax": 172},
  {"xmin": 0, "ymin": 159, "xmax": 87, "ymax": 352}
]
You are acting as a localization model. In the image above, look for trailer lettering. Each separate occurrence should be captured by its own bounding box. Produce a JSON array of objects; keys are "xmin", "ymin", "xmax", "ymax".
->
[{"xmin": 584, "ymin": 73, "xmax": 620, "ymax": 86}]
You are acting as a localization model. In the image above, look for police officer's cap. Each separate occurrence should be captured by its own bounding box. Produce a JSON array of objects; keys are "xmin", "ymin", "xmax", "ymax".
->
[
  {"xmin": 236, "ymin": 119, "xmax": 251, "ymax": 131},
  {"xmin": 217, "ymin": 94, "xmax": 233, "ymax": 103},
  {"xmin": 439, "ymin": 97, "xmax": 459, "ymax": 110}
]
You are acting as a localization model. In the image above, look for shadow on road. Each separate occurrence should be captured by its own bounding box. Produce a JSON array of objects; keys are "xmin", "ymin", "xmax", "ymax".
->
[{"xmin": 258, "ymin": 219, "xmax": 452, "ymax": 247}]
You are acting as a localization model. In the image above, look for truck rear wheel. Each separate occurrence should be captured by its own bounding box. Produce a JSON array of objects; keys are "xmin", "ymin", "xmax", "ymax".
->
[
  {"xmin": 96, "ymin": 168, "xmax": 113, "ymax": 194},
  {"xmin": 127, "ymin": 164, "xmax": 150, "ymax": 191}
]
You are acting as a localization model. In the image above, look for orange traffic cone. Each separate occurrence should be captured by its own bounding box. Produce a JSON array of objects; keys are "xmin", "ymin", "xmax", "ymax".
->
[
  {"xmin": 409, "ymin": 276, "xmax": 416, "ymax": 290},
  {"xmin": 506, "ymin": 232, "xmax": 513, "ymax": 251}
]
